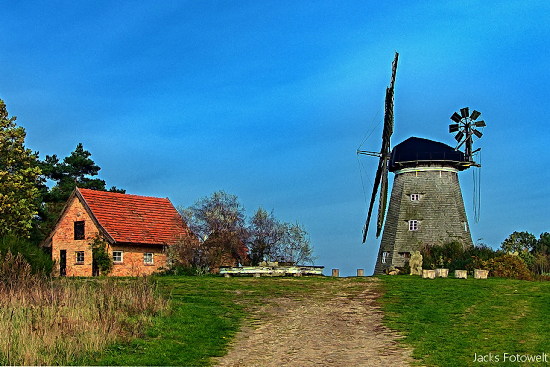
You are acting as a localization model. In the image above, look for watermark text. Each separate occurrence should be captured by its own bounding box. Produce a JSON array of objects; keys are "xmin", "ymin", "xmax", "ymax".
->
[{"xmin": 473, "ymin": 352, "xmax": 548, "ymax": 363}]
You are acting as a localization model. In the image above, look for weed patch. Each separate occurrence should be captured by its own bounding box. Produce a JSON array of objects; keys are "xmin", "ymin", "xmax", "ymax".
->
[{"xmin": 0, "ymin": 253, "xmax": 166, "ymax": 365}]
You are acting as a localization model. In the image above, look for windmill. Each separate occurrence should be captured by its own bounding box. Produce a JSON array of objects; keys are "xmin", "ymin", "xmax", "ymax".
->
[{"xmin": 358, "ymin": 54, "xmax": 486, "ymax": 274}]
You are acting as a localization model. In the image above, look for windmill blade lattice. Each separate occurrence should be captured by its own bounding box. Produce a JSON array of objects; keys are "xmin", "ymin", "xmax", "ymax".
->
[
  {"xmin": 449, "ymin": 107, "xmax": 485, "ymax": 162},
  {"xmin": 362, "ymin": 52, "xmax": 398, "ymax": 243}
]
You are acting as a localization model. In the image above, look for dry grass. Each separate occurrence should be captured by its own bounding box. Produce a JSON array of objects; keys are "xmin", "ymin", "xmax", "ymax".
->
[{"xmin": 0, "ymin": 252, "xmax": 167, "ymax": 366}]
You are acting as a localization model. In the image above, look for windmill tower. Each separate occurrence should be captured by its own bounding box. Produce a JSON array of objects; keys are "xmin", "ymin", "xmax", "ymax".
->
[{"xmin": 359, "ymin": 53, "xmax": 486, "ymax": 274}]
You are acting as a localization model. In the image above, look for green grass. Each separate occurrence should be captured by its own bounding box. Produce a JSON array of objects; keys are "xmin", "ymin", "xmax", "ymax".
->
[
  {"xmin": 81, "ymin": 275, "xmax": 343, "ymax": 366},
  {"xmin": 378, "ymin": 276, "xmax": 550, "ymax": 367},
  {"xmin": 77, "ymin": 275, "xmax": 549, "ymax": 366}
]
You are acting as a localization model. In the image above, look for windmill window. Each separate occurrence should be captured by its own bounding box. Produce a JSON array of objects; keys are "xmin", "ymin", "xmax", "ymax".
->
[
  {"xmin": 75, "ymin": 251, "xmax": 84, "ymax": 264},
  {"xmin": 74, "ymin": 221, "xmax": 85, "ymax": 240},
  {"xmin": 408, "ymin": 220, "xmax": 419, "ymax": 231},
  {"xmin": 113, "ymin": 251, "xmax": 123, "ymax": 263},
  {"xmin": 410, "ymin": 194, "xmax": 420, "ymax": 201},
  {"xmin": 382, "ymin": 251, "xmax": 389, "ymax": 264},
  {"xmin": 144, "ymin": 253, "xmax": 154, "ymax": 265},
  {"xmin": 398, "ymin": 252, "xmax": 411, "ymax": 259}
]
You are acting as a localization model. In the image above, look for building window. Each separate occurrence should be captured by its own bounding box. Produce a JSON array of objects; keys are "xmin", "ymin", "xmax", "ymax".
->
[
  {"xmin": 382, "ymin": 251, "xmax": 389, "ymax": 264},
  {"xmin": 398, "ymin": 252, "xmax": 411, "ymax": 259},
  {"xmin": 74, "ymin": 221, "xmax": 85, "ymax": 240},
  {"xmin": 410, "ymin": 194, "xmax": 420, "ymax": 201},
  {"xmin": 144, "ymin": 253, "xmax": 154, "ymax": 265},
  {"xmin": 75, "ymin": 251, "xmax": 84, "ymax": 264},
  {"xmin": 408, "ymin": 220, "xmax": 419, "ymax": 231},
  {"xmin": 113, "ymin": 251, "xmax": 123, "ymax": 263}
]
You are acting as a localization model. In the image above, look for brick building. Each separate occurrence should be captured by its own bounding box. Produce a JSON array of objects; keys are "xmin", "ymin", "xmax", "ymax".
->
[{"xmin": 43, "ymin": 188, "xmax": 191, "ymax": 276}]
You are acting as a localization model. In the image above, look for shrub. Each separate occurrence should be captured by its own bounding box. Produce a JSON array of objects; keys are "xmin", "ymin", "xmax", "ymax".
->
[
  {"xmin": 421, "ymin": 241, "xmax": 470, "ymax": 271},
  {"xmin": 166, "ymin": 236, "xmax": 210, "ymax": 274},
  {"xmin": 90, "ymin": 235, "xmax": 113, "ymax": 275},
  {"xmin": 486, "ymin": 254, "xmax": 533, "ymax": 280},
  {"xmin": 466, "ymin": 244, "xmax": 503, "ymax": 272},
  {"xmin": 399, "ymin": 259, "xmax": 411, "ymax": 275},
  {"xmin": 160, "ymin": 265, "xmax": 208, "ymax": 276},
  {"xmin": 421, "ymin": 242, "xmax": 501, "ymax": 273},
  {"xmin": 532, "ymin": 253, "xmax": 550, "ymax": 275},
  {"xmin": 0, "ymin": 235, "xmax": 53, "ymax": 274}
]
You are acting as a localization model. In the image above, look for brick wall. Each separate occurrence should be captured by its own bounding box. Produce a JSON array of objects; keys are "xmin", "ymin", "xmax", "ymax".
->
[
  {"xmin": 51, "ymin": 196, "xmax": 100, "ymax": 277},
  {"xmin": 109, "ymin": 243, "xmax": 167, "ymax": 276},
  {"xmin": 374, "ymin": 166, "xmax": 473, "ymax": 274}
]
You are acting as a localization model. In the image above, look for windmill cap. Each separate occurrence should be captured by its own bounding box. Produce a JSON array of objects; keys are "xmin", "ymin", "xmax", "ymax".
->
[{"xmin": 390, "ymin": 137, "xmax": 468, "ymax": 171}]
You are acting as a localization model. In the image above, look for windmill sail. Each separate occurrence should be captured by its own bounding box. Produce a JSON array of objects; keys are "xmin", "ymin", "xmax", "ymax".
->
[
  {"xmin": 363, "ymin": 157, "xmax": 384, "ymax": 242},
  {"xmin": 362, "ymin": 52, "xmax": 399, "ymax": 243},
  {"xmin": 377, "ymin": 158, "xmax": 389, "ymax": 237}
]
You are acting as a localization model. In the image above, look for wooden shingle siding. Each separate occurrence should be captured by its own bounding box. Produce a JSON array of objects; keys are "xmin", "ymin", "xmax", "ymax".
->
[{"xmin": 374, "ymin": 167, "xmax": 472, "ymax": 274}]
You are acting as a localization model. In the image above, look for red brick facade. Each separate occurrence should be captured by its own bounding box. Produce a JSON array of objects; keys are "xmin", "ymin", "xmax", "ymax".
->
[
  {"xmin": 44, "ymin": 188, "xmax": 189, "ymax": 277},
  {"xmin": 50, "ymin": 195, "xmax": 99, "ymax": 276}
]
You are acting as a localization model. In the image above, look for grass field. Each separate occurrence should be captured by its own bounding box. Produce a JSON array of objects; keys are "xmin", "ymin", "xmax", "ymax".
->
[
  {"xmin": 82, "ymin": 275, "xmax": 345, "ymax": 366},
  {"xmin": 379, "ymin": 276, "xmax": 550, "ymax": 366},
  {"xmin": 69, "ymin": 275, "xmax": 549, "ymax": 366}
]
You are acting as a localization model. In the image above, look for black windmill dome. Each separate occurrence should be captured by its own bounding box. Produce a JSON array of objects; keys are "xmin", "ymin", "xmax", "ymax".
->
[{"xmin": 389, "ymin": 137, "xmax": 467, "ymax": 171}]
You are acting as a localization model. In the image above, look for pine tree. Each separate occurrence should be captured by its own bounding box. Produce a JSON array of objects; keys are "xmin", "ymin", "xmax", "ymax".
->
[
  {"xmin": 0, "ymin": 99, "xmax": 42, "ymax": 237},
  {"xmin": 34, "ymin": 143, "xmax": 125, "ymax": 241},
  {"xmin": 42, "ymin": 143, "xmax": 124, "ymax": 203}
]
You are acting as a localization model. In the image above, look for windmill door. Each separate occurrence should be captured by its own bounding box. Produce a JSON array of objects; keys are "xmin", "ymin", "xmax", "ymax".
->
[{"xmin": 59, "ymin": 250, "xmax": 66, "ymax": 276}]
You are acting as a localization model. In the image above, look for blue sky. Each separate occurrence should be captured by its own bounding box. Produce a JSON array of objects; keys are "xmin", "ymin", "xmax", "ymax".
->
[{"xmin": 2, "ymin": 1, "xmax": 549, "ymax": 275}]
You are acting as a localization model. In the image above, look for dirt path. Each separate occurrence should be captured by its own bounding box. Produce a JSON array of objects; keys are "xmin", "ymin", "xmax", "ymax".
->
[{"xmin": 216, "ymin": 277, "xmax": 413, "ymax": 367}]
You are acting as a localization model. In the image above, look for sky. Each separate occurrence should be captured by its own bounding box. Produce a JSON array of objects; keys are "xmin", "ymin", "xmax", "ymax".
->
[{"xmin": 1, "ymin": 1, "xmax": 549, "ymax": 276}]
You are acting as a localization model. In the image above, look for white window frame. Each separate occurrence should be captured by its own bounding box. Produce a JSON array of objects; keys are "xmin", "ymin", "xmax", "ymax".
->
[
  {"xmin": 410, "ymin": 194, "xmax": 420, "ymax": 201},
  {"xmin": 382, "ymin": 251, "xmax": 389, "ymax": 264},
  {"xmin": 144, "ymin": 252, "xmax": 154, "ymax": 265},
  {"xmin": 113, "ymin": 251, "xmax": 123, "ymax": 263},
  {"xmin": 75, "ymin": 251, "xmax": 84, "ymax": 264},
  {"xmin": 408, "ymin": 220, "xmax": 419, "ymax": 231}
]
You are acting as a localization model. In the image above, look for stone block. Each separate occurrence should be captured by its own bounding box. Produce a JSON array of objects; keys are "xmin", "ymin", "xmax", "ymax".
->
[
  {"xmin": 422, "ymin": 269, "xmax": 436, "ymax": 279},
  {"xmin": 474, "ymin": 269, "xmax": 488, "ymax": 279},
  {"xmin": 455, "ymin": 270, "xmax": 468, "ymax": 279},
  {"xmin": 435, "ymin": 268, "xmax": 449, "ymax": 278}
]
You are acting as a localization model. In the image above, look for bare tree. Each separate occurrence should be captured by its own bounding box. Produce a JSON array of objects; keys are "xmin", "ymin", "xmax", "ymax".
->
[
  {"xmin": 248, "ymin": 208, "xmax": 315, "ymax": 266},
  {"xmin": 248, "ymin": 208, "xmax": 286, "ymax": 265},
  {"xmin": 178, "ymin": 191, "xmax": 249, "ymax": 270},
  {"xmin": 278, "ymin": 222, "xmax": 315, "ymax": 265}
]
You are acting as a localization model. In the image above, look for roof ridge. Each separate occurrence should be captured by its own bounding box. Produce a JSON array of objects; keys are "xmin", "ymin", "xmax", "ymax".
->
[{"xmin": 78, "ymin": 187, "xmax": 170, "ymax": 201}]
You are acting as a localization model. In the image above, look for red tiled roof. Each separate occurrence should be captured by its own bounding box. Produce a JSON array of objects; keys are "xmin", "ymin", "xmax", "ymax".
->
[{"xmin": 78, "ymin": 188, "xmax": 188, "ymax": 245}]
